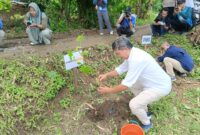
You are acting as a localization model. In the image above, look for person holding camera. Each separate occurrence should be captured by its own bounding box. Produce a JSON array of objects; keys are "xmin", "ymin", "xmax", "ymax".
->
[
  {"xmin": 0, "ymin": 18, "xmax": 5, "ymax": 45},
  {"xmin": 170, "ymin": 0, "xmax": 193, "ymax": 32},
  {"xmin": 24, "ymin": 2, "xmax": 52, "ymax": 45},
  {"xmin": 93, "ymin": 0, "xmax": 113, "ymax": 35},
  {"xmin": 116, "ymin": 7, "xmax": 136, "ymax": 37},
  {"xmin": 151, "ymin": 8, "xmax": 170, "ymax": 36}
]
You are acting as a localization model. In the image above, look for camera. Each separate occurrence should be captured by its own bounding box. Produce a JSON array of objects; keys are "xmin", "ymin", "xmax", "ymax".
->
[
  {"xmin": 125, "ymin": 11, "xmax": 131, "ymax": 18},
  {"xmin": 26, "ymin": 20, "xmax": 32, "ymax": 26}
]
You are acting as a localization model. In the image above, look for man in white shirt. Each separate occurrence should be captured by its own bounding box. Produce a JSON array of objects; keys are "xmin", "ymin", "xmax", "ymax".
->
[{"xmin": 98, "ymin": 37, "xmax": 172, "ymax": 132}]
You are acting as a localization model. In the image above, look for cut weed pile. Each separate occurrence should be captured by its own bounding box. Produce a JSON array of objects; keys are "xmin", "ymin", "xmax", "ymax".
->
[{"xmin": 0, "ymin": 34, "xmax": 200, "ymax": 134}]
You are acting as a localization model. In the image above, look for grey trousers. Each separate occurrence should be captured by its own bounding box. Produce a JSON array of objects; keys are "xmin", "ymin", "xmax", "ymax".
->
[
  {"xmin": 0, "ymin": 30, "xmax": 5, "ymax": 45},
  {"xmin": 97, "ymin": 10, "xmax": 112, "ymax": 33},
  {"xmin": 26, "ymin": 28, "xmax": 52, "ymax": 45}
]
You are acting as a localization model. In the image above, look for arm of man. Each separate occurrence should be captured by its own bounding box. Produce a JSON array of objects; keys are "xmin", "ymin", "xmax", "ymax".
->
[
  {"xmin": 158, "ymin": 47, "xmax": 175, "ymax": 62},
  {"xmin": 98, "ymin": 84, "xmax": 128, "ymax": 94},
  {"xmin": 98, "ymin": 70, "xmax": 119, "ymax": 81},
  {"xmin": 129, "ymin": 16, "xmax": 135, "ymax": 29},
  {"xmin": 117, "ymin": 13, "xmax": 125, "ymax": 25}
]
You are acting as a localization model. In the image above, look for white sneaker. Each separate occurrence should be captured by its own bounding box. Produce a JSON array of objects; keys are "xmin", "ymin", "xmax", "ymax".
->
[
  {"xmin": 100, "ymin": 33, "xmax": 104, "ymax": 36},
  {"xmin": 110, "ymin": 31, "xmax": 113, "ymax": 35},
  {"xmin": 30, "ymin": 42, "xmax": 38, "ymax": 45}
]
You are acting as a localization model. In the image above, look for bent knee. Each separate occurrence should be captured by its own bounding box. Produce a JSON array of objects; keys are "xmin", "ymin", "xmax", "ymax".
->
[
  {"xmin": 163, "ymin": 57, "xmax": 171, "ymax": 63},
  {"xmin": 129, "ymin": 98, "xmax": 140, "ymax": 110}
]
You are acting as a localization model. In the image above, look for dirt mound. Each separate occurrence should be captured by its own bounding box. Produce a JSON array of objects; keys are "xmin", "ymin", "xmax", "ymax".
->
[
  {"xmin": 188, "ymin": 24, "xmax": 200, "ymax": 46},
  {"xmin": 86, "ymin": 95, "xmax": 133, "ymax": 122}
]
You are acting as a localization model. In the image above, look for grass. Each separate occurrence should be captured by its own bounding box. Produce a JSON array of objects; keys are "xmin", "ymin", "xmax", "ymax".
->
[
  {"xmin": 149, "ymin": 88, "xmax": 200, "ymax": 135},
  {"xmin": 137, "ymin": 11, "xmax": 158, "ymax": 26},
  {"xmin": 0, "ymin": 32, "xmax": 200, "ymax": 134}
]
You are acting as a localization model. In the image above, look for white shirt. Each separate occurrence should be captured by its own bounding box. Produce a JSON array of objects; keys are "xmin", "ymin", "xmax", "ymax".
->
[
  {"xmin": 115, "ymin": 47, "xmax": 171, "ymax": 95},
  {"xmin": 186, "ymin": 0, "xmax": 194, "ymax": 8}
]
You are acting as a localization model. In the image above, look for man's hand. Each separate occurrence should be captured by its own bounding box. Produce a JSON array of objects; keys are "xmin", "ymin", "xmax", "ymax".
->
[
  {"xmin": 98, "ymin": 74, "xmax": 107, "ymax": 81},
  {"xmin": 98, "ymin": 86, "xmax": 112, "ymax": 94}
]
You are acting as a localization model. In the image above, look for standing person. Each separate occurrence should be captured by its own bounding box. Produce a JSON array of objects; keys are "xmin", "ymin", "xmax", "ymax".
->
[
  {"xmin": 98, "ymin": 37, "xmax": 171, "ymax": 132},
  {"xmin": 163, "ymin": 0, "xmax": 175, "ymax": 18},
  {"xmin": 157, "ymin": 42, "xmax": 194, "ymax": 81},
  {"xmin": 116, "ymin": 7, "xmax": 136, "ymax": 37},
  {"xmin": 0, "ymin": 18, "xmax": 5, "ymax": 44},
  {"xmin": 170, "ymin": 0, "xmax": 193, "ymax": 32},
  {"xmin": 93, "ymin": 0, "xmax": 113, "ymax": 35},
  {"xmin": 151, "ymin": 8, "xmax": 170, "ymax": 36},
  {"xmin": 24, "ymin": 2, "xmax": 52, "ymax": 45}
]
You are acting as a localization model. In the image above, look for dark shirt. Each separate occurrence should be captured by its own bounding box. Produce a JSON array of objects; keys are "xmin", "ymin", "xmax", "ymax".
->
[
  {"xmin": 154, "ymin": 14, "xmax": 170, "ymax": 27},
  {"xmin": 120, "ymin": 15, "xmax": 136, "ymax": 29},
  {"xmin": 0, "ymin": 19, "xmax": 3, "ymax": 30},
  {"xmin": 158, "ymin": 45, "xmax": 194, "ymax": 72}
]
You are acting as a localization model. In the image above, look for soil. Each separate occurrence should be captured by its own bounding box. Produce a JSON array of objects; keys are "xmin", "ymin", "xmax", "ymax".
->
[
  {"xmin": 86, "ymin": 94, "xmax": 132, "ymax": 122},
  {"xmin": 0, "ymin": 25, "xmax": 152, "ymax": 59}
]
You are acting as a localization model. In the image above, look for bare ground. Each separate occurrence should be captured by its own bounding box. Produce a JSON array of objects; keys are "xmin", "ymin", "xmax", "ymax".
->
[
  {"xmin": 0, "ymin": 25, "xmax": 152, "ymax": 59},
  {"xmin": 2, "ymin": 26, "xmax": 200, "ymax": 135}
]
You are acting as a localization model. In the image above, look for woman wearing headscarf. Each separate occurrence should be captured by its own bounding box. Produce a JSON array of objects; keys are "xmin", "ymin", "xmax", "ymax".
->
[{"xmin": 24, "ymin": 2, "xmax": 52, "ymax": 45}]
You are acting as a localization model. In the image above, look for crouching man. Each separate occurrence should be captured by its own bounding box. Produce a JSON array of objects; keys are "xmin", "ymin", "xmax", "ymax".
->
[
  {"xmin": 157, "ymin": 42, "xmax": 194, "ymax": 81},
  {"xmin": 98, "ymin": 37, "xmax": 171, "ymax": 132},
  {"xmin": 116, "ymin": 7, "xmax": 136, "ymax": 37}
]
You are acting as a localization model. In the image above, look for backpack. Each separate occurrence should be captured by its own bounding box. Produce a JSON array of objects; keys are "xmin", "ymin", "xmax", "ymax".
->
[
  {"xmin": 0, "ymin": 19, "xmax": 3, "ymax": 30},
  {"xmin": 41, "ymin": 12, "xmax": 51, "ymax": 27}
]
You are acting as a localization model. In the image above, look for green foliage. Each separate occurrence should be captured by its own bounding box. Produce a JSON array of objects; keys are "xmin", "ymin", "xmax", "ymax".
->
[
  {"xmin": 67, "ymin": 83, "xmax": 75, "ymax": 94},
  {"xmin": 0, "ymin": 56, "xmax": 66, "ymax": 134},
  {"xmin": 0, "ymin": 0, "xmax": 12, "ymax": 12},
  {"xmin": 53, "ymin": 112, "xmax": 62, "ymax": 123},
  {"xmin": 13, "ymin": 0, "xmax": 162, "ymax": 32},
  {"xmin": 59, "ymin": 97, "xmax": 72, "ymax": 109},
  {"xmin": 79, "ymin": 65, "xmax": 94, "ymax": 75},
  {"xmin": 148, "ymin": 88, "xmax": 200, "ymax": 134},
  {"xmin": 76, "ymin": 34, "xmax": 85, "ymax": 48}
]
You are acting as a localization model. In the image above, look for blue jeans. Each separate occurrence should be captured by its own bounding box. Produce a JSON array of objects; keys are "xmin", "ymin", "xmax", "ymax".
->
[
  {"xmin": 97, "ymin": 10, "xmax": 112, "ymax": 33},
  {"xmin": 151, "ymin": 24, "xmax": 167, "ymax": 36}
]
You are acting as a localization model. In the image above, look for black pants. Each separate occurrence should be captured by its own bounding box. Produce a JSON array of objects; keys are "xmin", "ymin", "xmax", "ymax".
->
[
  {"xmin": 151, "ymin": 25, "xmax": 167, "ymax": 36},
  {"xmin": 117, "ymin": 27, "xmax": 133, "ymax": 37},
  {"xmin": 170, "ymin": 16, "xmax": 192, "ymax": 32}
]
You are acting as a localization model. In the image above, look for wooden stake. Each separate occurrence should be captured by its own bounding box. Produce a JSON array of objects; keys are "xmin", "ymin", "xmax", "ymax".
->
[{"xmin": 73, "ymin": 68, "xmax": 79, "ymax": 89}]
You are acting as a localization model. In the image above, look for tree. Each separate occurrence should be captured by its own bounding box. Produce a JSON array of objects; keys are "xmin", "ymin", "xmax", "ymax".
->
[{"xmin": 0, "ymin": 0, "xmax": 12, "ymax": 12}]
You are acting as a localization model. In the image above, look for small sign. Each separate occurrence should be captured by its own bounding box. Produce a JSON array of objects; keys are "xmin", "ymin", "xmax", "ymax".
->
[
  {"xmin": 142, "ymin": 35, "xmax": 152, "ymax": 45},
  {"xmin": 64, "ymin": 51, "xmax": 84, "ymax": 70}
]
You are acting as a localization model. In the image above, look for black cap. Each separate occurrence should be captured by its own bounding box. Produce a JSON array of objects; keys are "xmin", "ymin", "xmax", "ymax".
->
[{"xmin": 125, "ymin": 6, "xmax": 131, "ymax": 13}]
